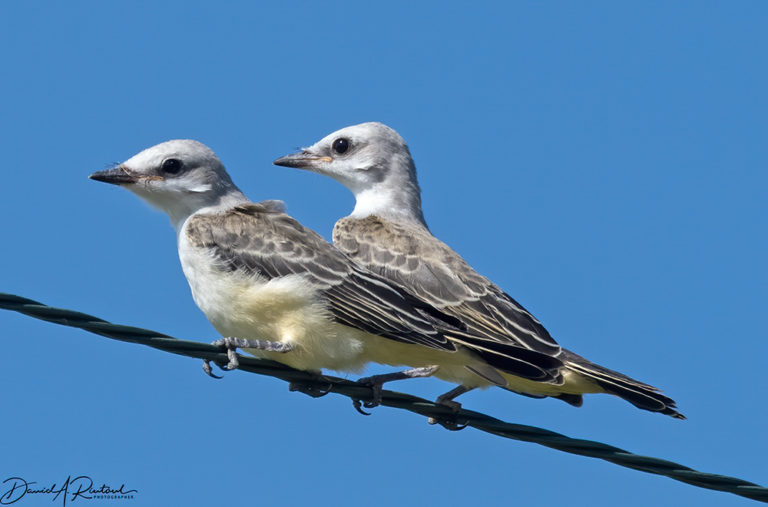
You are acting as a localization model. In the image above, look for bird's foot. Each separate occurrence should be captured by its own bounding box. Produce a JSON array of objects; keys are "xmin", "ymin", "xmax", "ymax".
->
[
  {"xmin": 202, "ymin": 337, "xmax": 294, "ymax": 377},
  {"xmin": 427, "ymin": 385, "xmax": 473, "ymax": 430},
  {"xmin": 351, "ymin": 365, "xmax": 439, "ymax": 415},
  {"xmin": 289, "ymin": 380, "xmax": 333, "ymax": 398},
  {"xmin": 430, "ymin": 417, "xmax": 468, "ymax": 431}
]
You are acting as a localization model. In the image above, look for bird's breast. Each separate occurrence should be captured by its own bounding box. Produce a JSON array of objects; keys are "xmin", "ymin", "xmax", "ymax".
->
[{"xmin": 176, "ymin": 236, "xmax": 373, "ymax": 372}]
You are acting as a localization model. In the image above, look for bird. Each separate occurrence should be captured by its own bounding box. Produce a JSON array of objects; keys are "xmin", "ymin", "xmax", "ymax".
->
[
  {"xmin": 273, "ymin": 122, "xmax": 684, "ymax": 419},
  {"xmin": 89, "ymin": 139, "xmax": 565, "ymax": 410}
]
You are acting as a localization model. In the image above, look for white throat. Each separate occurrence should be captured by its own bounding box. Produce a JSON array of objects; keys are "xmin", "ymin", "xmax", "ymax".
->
[
  {"xmin": 350, "ymin": 185, "xmax": 427, "ymax": 228},
  {"xmin": 131, "ymin": 186, "xmax": 249, "ymax": 233}
]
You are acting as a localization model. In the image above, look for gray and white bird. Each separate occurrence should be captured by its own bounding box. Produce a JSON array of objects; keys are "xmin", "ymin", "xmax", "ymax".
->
[
  {"xmin": 90, "ymin": 140, "xmax": 562, "ymax": 402},
  {"xmin": 274, "ymin": 122, "xmax": 684, "ymax": 419}
]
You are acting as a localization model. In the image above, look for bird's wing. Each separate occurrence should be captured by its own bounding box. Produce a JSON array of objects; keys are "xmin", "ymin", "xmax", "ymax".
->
[
  {"xmin": 184, "ymin": 202, "xmax": 456, "ymax": 351},
  {"xmin": 333, "ymin": 216, "xmax": 562, "ymax": 357}
]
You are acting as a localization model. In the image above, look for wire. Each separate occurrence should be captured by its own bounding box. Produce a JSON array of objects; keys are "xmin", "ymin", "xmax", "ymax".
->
[{"xmin": 1, "ymin": 292, "xmax": 766, "ymax": 503}]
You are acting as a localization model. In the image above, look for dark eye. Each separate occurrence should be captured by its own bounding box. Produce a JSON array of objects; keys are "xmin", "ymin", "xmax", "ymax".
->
[
  {"xmin": 332, "ymin": 138, "xmax": 350, "ymax": 154},
  {"xmin": 161, "ymin": 158, "xmax": 182, "ymax": 174}
]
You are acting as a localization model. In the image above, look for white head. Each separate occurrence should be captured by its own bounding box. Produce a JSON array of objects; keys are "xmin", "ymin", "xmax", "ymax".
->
[
  {"xmin": 90, "ymin": 139, "xmax": 247, "ymax": 229},
  {"xmin": 274, "ymin": 122, "xmax": 427, "ymax": 228}
]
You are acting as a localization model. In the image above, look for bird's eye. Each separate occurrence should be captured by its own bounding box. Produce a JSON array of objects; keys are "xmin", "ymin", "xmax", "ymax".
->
[
  {"xmin": 161, "ymin": 158, "xmax": 183, "ymax": 174},
  {"xmin": 332, "ymin": 138, "xmax": 350, "ymax": 154}
]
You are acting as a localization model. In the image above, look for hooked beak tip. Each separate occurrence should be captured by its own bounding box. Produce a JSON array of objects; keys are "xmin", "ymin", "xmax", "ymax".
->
[{"xmin": 89, "ymin": 166, "xmax": 139, "ymax": 185}]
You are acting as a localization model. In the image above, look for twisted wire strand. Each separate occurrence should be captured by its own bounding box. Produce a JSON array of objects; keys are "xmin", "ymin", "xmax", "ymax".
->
[{"xmin": 1, "ymin": 292, "xmax": 766, "ymax": 503}]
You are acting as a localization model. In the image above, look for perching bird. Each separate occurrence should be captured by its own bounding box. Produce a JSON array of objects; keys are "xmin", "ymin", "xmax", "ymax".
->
[
  {"xmin": 89, "ymin": 139, "xmax": 566, "ymax": 406},
  {"xmin": 274, "ymin": 122, "xmax": 684, "ymax": 419}
]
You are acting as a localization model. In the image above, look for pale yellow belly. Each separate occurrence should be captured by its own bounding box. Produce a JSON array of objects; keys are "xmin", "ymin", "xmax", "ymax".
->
[{"xmin": 178, "ymin": 241, "xmax": 597, "ymax": 393}]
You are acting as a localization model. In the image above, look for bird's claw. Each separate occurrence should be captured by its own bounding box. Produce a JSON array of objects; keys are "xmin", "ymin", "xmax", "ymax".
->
[
  {"xmin": 358, "ymin": 376, "xmax": 385, "ymax": 405},
  {"xmin": 428, "ymin": 417, "xmax": 469, "ymax": 431},
  {"xmin": 209, "ymin": 337, "xmax": 244, "ymax": 370},
  {"xmin": 205, "ymin": 337, "xmax": 294, "ymax": 378},
  {"xmin": 350, "ymin": 375, "xmax": 386, "ymax": 415},
  {"xmin": 201, "ymin": 337, "xmax": 246, "ymax": 378},
  {"xmin": 427, "ymin": 397, "xmax": 467, "ymax": 430},
  {"xmin": 202, "ymin": 359, "xmax": 224, "ymax": 379},
  {"xmin": 289, "ymin": 381, "xmax": 332, "ymax": 398},
  {"xmin": 349, "ymin": 366, "xmax": 440, "ymax": 416},
  {"xmin": 352, "ymin": 398, "xmax": 372, "ymax": 416}
]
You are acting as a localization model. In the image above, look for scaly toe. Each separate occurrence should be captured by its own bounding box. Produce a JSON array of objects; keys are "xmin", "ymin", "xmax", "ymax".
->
[{"xmin": 202, "ymin": 359, "xmax": 224, "ymax": 379}]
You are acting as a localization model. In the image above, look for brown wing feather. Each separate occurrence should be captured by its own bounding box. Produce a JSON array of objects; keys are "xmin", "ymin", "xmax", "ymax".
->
[
  {"xmin": 185, "ymin": 203, "xmax": 456, "ymax": 351},
  {"xmin": 185, "ymin": 204, "xmax": 564, "ymax": 382},
  {"xmin": 333, "ymin": 216, "xmax": 562, "ymax": 356}
]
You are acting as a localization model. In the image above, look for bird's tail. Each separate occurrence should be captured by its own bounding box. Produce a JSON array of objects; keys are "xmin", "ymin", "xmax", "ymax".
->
[{"xmin": 561, "ymin": 349, "xmax": 684, "ymax": 419}]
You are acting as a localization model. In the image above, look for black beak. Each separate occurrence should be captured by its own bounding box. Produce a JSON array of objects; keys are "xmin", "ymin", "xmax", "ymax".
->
[
  {"xmin": 89, "ymin": 166, "xmax": 139, "ymax": 185},
  {"xmin": 273, "ymin": 151, "xmax": 332, "ymax": 169}
]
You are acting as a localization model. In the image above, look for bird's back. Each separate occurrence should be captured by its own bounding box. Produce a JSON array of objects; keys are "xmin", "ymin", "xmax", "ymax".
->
[
  {"xmin": 333, "ymin": 215, "xmax": 685, "ymax": 418},
  {"xmin": 333, "ymin": 215, "xmax": 562, "ymax": 356}
]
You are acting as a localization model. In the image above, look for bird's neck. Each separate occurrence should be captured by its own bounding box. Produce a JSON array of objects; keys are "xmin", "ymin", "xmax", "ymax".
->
[
  {"xmin": 350, "ymin": 185, "xmax": 428, "ymax": 229},
  {"xmin": 167, "ymin": 189, "xmax": 249, "ymax": 233}
]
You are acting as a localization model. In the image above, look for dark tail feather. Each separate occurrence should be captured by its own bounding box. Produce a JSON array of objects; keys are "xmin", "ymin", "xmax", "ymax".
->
[
  {"xmin": 447, "ymin": 330, "xmax": 564, "ymax": 383},
  {"xmin": 563, "ymin": 350, "xmax": 685, "ymax": 419}
]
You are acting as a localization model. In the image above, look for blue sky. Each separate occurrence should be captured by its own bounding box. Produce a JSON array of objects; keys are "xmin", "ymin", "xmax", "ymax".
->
[{"xmin": 1, "ymin": 2, "xmax": 766, "ymax": 506}]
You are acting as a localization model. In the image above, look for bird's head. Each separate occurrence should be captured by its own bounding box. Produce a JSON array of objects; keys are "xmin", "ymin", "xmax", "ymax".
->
[
  {"xmin": 274, "ymin": 122, "xmax": 417, "ymax": 193},
  {"xmin": 274, "ymin": 122, "xmax": 426, "ymax": 225},
  {"xmin": 90, "ymin": 139, "xmax": 244, "ymax": 226}
]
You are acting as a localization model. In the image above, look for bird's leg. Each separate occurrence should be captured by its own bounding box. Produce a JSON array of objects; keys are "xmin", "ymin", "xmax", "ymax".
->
[
  {"xmin": 202, "ymin": 337, "xmax": 294, "ymax": 377},
  {"xmin": 435, "ymin": 385, "xmax": 473, "ymax": 410},
  {"xmin": 352, "ymin": 365, "xmax": 439, "ymax": 414},
  {"xmin": 427, "ymin": 385, "xmax": 474, "ymax": 429}
]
